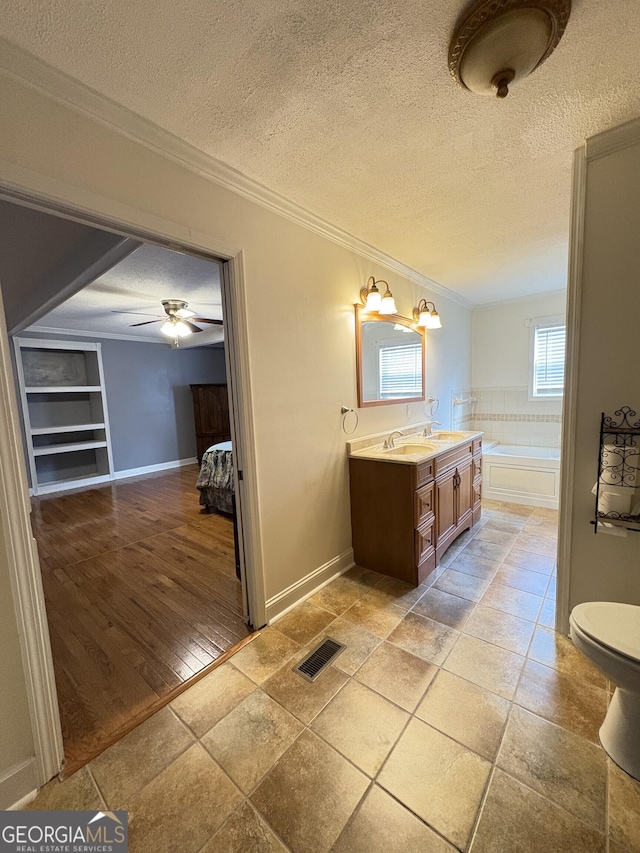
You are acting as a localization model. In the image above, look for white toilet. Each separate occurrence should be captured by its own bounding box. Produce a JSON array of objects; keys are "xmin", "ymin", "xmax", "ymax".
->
[{"xmin": 570, "ymin": 601, "xmax": 640, "ymax": 780}]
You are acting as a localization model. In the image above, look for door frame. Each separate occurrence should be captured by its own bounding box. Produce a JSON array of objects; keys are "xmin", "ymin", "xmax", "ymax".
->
[{"xmin": 0, "ymin": 183, "xmax": 267, "ymax": 786}]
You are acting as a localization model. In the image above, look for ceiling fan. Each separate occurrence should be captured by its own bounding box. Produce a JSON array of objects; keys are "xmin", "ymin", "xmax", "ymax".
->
[{"xmin": 128, "ymin": 300, "xmax": 223, "ymax": 338}]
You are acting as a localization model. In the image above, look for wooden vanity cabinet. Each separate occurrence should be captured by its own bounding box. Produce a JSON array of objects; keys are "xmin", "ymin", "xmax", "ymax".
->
[
  {"xmin": 349, "ymin": 438, "xmax": 482, "ymax": 586},
  {"xmin": 349, "ymin": 456, "xmax": 435, "ymax": 586}
]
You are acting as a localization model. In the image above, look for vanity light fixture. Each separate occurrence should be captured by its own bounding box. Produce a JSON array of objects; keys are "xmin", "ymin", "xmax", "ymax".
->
[
  {"xmin": 413, "ymin": 299, "xmax": 443, "ymax": 329},
  {"xmin": 448, "ymin": 0, "xmax": 571, "ymax": 99},
  {"xmin": 360, "ymin": 276, "xmax": 398, "ymax": 315}
]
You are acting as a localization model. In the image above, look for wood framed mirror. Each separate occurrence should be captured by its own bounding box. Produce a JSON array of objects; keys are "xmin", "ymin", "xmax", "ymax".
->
[{"xmin": 355, "ymin": 305, "xmax": 425, "ymax": 408}]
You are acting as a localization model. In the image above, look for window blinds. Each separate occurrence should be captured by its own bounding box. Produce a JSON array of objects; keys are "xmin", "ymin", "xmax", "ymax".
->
[
  {"xmin": 533, "ymin": 324, "xmax": 566, "ymax": 396},
  {"xmin": 379, "ymin": 343, "xmax": 422, "ymax": 398}
]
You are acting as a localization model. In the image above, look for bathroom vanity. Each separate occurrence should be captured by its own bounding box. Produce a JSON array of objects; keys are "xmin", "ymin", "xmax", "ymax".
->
[{"xmin": 348, "ymin": 428, "xmax": 482, "ymax": 586}]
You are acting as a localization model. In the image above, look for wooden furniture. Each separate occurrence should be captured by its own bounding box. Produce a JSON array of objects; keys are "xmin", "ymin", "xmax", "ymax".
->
[
  {"xmin": 349, "ymin": 437, "xmax": 482, "ymax": 586},
  {"xmin": 190, "ymin": 383, "xmax": 231, "ymax": 462},
  {"xmin": 14, "ymin": 337, "xmax": 114, "ymax": 495}
]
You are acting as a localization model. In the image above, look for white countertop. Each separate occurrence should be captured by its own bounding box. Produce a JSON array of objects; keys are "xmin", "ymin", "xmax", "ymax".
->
[{"xmin": 347, "ymin": 429, "xmax": 483, "ymax": 465}]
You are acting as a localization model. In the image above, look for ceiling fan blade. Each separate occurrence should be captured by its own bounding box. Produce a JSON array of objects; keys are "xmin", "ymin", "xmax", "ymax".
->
[
  {"xmin": 130, "ymin": 319, "xmax": 165, "ymax": 327},
  {"xmin": 191, "ymin": 317, "xmax": 224, "ymax": 325},
  {"xmin": 183, "ymin": 320, "xmax": 203, "ymax": 333},
  {"xmin": 111, "ymin": 310, "xmax": 160, "ymax": 317}
]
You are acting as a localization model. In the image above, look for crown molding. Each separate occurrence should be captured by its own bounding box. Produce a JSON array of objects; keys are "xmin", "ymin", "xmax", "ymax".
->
[
  {"xmin": 23, "ymin": 326, "xmax": 170, "ymax": 345},
  {"xmin": 586, "ymin": 116, "xmax": 640, "ymax": 162},
  {"xmin": 0, "ymin": 38, "xmax": 474, "ymax": 311},
  {"xmin": 473, "ymin": 288, "xmax": 567, "ymax": 311}
]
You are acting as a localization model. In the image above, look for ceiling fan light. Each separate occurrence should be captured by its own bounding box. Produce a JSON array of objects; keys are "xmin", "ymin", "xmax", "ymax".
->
[
  {"xmin": 173, "ymin": 320, "xmax": 192, "ymax": 337},
  {"xmin": 160, "ymin": 320, "xmax": 176, "ymax": 337}
]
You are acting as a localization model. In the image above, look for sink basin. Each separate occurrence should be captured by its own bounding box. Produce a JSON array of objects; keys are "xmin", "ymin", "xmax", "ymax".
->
[
  {"xmin": 384, "ymin": 442, "xmax": 437, "ymax": 456},
  {"xmin": 431, "ymin": 431, "xmax": 467, "ymax": 441}
]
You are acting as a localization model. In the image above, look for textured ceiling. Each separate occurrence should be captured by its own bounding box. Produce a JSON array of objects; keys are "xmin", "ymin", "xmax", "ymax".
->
[
  {"xmin": 3, "ymin": 1, "xmax": 640, "ymax": 303},
  {"xmin": 31, "ymin": 242, "xmax": 224, "ymax": 346}
]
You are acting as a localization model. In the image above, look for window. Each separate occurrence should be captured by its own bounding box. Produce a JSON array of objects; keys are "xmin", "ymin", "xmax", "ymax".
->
[
  {"xmin": 379, "ymin": 343, "xmax": 422, "ymax": 399},
  {"xmin": 530, "ymin": 321, "xmax": 566, "ymax": 398}
]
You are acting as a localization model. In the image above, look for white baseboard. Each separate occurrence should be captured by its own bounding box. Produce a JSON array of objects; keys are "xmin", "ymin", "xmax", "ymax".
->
[
  {"xmin": 112, "ymin": 457, "xmax": 197, "ymax": 480},
  {"xmin": 0, "ymin": 758, "xmax": 38, "ymax": 810},
  {"xmin": 266, "ymin": 549, "xmax": 355, "ymax": 624}
]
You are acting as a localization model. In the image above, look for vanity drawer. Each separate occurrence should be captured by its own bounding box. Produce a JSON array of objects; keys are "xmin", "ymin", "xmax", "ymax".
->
[
  {"xmin": 415, "ymin": 520, "xmax": 435, "ymax": 566},
  {"xmin": 414, "ymin": 483, "xmax": 435, "ymax": 526},
  {"xmin": 414, "ymin": 460, "xmax": 434, "ymax": 487},
  {"xmin": 433, "ymin": 442, "xmax": 473, "ymax": 477},
  {"xmin": 472, "ymin": 456, "xmax": 482, "ymax": 481},
  {"xmin": 473, "ymin": 438, "xmax": 482, "ymax": 455}
]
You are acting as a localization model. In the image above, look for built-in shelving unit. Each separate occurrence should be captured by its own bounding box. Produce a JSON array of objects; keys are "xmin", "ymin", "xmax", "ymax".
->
[{"xmin": 14, "ymin": 338, "xmax": 114, "ymax": 495}]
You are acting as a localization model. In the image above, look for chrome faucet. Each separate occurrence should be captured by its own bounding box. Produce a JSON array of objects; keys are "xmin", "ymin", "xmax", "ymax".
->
[
  {"xmin": 383, "ymin": 430, "xmax": 404, "ymax": 449},
  {"xmin": 422, "ymin": 420, "xmax": 441, "ymax": 437}
]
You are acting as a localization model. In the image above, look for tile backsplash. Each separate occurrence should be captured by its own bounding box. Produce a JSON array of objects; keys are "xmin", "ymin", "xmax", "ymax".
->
[{"xmin": 452, "ymin": 386, "xmax": 562, "ymax": 447}]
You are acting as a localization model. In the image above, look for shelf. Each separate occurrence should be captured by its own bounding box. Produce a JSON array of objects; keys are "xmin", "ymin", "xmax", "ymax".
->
[
  {"xmin": 15, "ymin": 337, "xmax": 114, "ymax": 495},
  {"xmin": 25, "ymin": 386, "xmax": 102, "ymax": 394},
  {"xmin": 30, "ymin": 422, "xmax": 106, "ymax": 436},
  {"xmin": 33, "ymin": 440, "xmax": 108, "ymax": 457},
  {"xmin": 36, "ymin": 473, "xmax": 112, "ymax": 495}
]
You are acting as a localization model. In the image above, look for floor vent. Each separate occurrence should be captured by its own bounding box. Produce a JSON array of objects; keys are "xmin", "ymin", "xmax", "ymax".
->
[{"xmin": 294, "ymin": 638, "xmax": 346, "ymax": 682}]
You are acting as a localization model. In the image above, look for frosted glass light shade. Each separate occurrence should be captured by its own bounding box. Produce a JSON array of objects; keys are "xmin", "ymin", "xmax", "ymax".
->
[
  {"xmin": 364, "ymin": 288, "xmax": 382, "ymax": 311},
  {"xmin": 449, "ymin": 0, "xmax": 571, "ymax": 99},
  {"xmin": 379, "ymin": 293, "xmax": 398, "ymax": 315},
  {"xmin": 161, "ymin": 319, "xmax": 192, "ymax": 337}
]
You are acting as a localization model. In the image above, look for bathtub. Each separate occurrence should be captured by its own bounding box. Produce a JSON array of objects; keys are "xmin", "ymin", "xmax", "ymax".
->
[{"xmin": 482, "ymin": 443, "xmax": 561, "ymax": 509}]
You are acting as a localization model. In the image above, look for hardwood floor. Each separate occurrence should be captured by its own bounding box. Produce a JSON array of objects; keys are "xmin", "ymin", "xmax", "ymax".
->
[{"xmin": 30, "ymin": 465, "xmax": 251, "ymax": 775}]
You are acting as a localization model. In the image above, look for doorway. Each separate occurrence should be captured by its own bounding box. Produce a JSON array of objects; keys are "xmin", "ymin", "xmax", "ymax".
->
[{"xmin": 0, "ymin": 195, "xmax": 261, "ymax": 778}]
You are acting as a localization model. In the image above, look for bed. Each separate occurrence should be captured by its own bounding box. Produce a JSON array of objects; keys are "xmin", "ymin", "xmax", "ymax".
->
[
  {"xmin": 196, "ymin": 440, "xmax": 241, "ymax": 579},
  {"xmin": 196, "ymin": 440, "xmax": 234, "ymax": 514}
]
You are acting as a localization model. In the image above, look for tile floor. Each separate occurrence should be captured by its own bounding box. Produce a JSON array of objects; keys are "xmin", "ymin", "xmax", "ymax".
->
[{"xmin": 26, "ymin": 500, "xmax": 640, "ymax": 853}]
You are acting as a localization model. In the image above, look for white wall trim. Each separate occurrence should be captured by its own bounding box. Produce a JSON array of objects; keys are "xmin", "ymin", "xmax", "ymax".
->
[
  {"xmin": 0, "ymin": 39, "xmax": 473, "ymax": 311},
  {"xmin": 221, "ymin": 254, "xmax": 267, "ymax": 629},
  {"xmin": 557, "ymin": 144, "xmax": 587, "ymax": 635},
  {"xmin": 586, "ymin": 116, "xmax": 640, "ymax": 162},
  {"xmin": 0, "ymin": 758, "xmax": 38, "ymax": 811},
  {"xmin": 113, "ymin": 457, "xmax": 197, "ymax": 480},
  {"xmin": 26, "ymin": 325, "xmax": 171, "ymax": 345},
  {"xmin": 0, "ymin": 297, "xmax": 64, "ymax": 789},
  {"xmin": 473, "ymin": 288, "xmax": 567, "ymax": 312},
  {"xmin": 266, "ymin": 549, "xmax": 355, "ymax": 624}
]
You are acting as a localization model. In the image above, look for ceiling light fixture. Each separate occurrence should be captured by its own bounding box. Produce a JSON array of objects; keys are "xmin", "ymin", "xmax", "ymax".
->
[
  {"xmin": 360, "ymin": 276, "xmax": 398, "ymax": 315},
  {"xmin": 413, "ymin": 299, "xmax": 443, "ymax": 329},
  {"xmin": 448, "ymin": 0, "xmax": 571, "ymax": 99},
  {"xmin": 160, "ymin": 317, "xmax": 192, "ymax": 338}
]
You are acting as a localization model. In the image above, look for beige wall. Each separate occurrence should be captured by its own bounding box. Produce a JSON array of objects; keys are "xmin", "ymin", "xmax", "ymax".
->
[
  {"xmin": 472, "ymin": 292, "xmax": 567, "ymax": 388},
  {"xmin": 567, "ymin": 129, "xmax": 640, "ymax": 609},
  {"xmin": 0, "ymin": 81, "xmax": 471, "ymax": 610},
  {"xmin": 470, "ymin": 293, "xmax": 566, "ymax": 446}
]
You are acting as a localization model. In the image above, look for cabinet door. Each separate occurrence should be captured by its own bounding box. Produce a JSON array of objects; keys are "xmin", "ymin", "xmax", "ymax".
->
[
  {"xmin": 435, "ymin": 471, "xmax": 456, "ymax": 544},
  {"xmin": 456, "ymin": 462, "xmax": 473, "ymax": 524}
]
